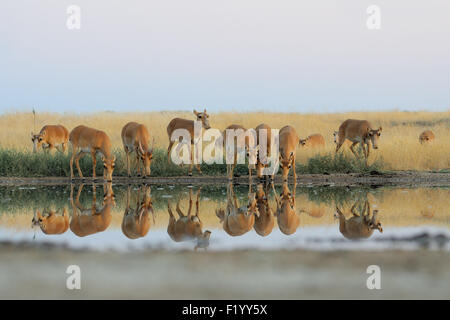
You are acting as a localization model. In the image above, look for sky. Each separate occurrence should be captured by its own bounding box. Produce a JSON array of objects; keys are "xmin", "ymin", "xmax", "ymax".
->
[{"xmin": 1, "ymin": 0, "xmax": 449, "ymax": 114}]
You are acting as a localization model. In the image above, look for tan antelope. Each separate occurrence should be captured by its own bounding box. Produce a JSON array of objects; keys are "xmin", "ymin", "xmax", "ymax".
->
[
  {"xmin": 299, "ymin": 133, "xmax": 325, "ymax": 148},
  {"xmin": 222, "ymin": 124, "xmax": 258, "ymax": 180},
  {"xmin": 335, "ymin": 200, "xmax": 383, "ymax": 240},
  {"xmin": 333, "ymin": 131, "xmax": 351, "ymax": 148},
  {"xmin": 32, "ymin": 208, "xmax": 69, "ymax": 235},
  {"xmin": 216, "ymin": 183, "xmax": 258, "ymax": 236},
  {"xmin": 166, "ymin": 109, "xmax": 211, "ymax": 176},
  {"xmin": 121, "ymin": 122, "xmax": 154, "ymax": 178},
  {"xmin": 255, "ymin": 123, "xmax": 274, "ymax": 180},
  {"xmin": 31, "ymin": 125, "xmax": 69, "ymax": 153},
  {"xmin": 69, "ymin": 125, "xmax": 116, "ymax": 181},
  {"xmin": 122, "ymin": 185, "xmax": 155, "ymax": 239},
  {"xmin": 253, "ymin": 183, "xmax": 275, "ymax": 237},
  {"xmin": 279, "ymin": 125, "xmax": 300, "ymax": 182},
  {"xmin": 419, "ymin": 130, "xmax": 435, "ymax": 144},
  {"xmin": 167, "ymin": 188, "xmax": 211, "ymax": 250},
  {"xmin": 272, "ymin": 182, "xmax": 300, "ymax": 235},
  {"xmin": 69, "ymin": 183, "xmax": 115, "ymax": 237},
  {"xmin": 335, "ymin": 119, "xmax": 382, "ymax": 160}
]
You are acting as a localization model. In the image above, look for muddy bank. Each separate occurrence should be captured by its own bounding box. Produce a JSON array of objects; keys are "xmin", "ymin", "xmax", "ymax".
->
[
  {"xmin": 0, "ymin": 244, "xmax": 449, "ymax": 299},
  {"xmin": 0, "ymin": 171, "xmax": 450, "ymax": 186}
]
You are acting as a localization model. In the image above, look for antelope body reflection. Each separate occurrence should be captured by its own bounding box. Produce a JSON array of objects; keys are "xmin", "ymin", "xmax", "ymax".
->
[
  {"xmin": 273, "ymin": 183, "xmax": 300, "ymax": 235},
  {"xmin": 253, "ymin": 183, "xmax": 275, "ymax": 236},
  {"xmin": 32, "ymin": 208, "xmax": 69, "ymax": 235},
  {"xmin": 122, "ymin": 185, "xmax": 155, "ymax": 239}
]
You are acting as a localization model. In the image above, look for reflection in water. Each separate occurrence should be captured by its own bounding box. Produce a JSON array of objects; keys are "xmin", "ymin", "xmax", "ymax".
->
[
  {"xmin": 273, "ymin": 182, "xmax": 300, "ymax": 235},
  {"xmin": 167, "ymin": 187, "xmax": 211, "ymax": 250},
  {"xmin": 32, "ymin": 208, "xmax": 69, "ymax": 235},
  {"xmin": 254, "ymin": 183, "xmax": 275, "ymax": 237},
  {"xmin": 122, "ymin": 185, "xmax": 154, "ymax": 239},
  {"xmin": 335, "ymin": 199, "xmax": 383, "ymax": 240}
]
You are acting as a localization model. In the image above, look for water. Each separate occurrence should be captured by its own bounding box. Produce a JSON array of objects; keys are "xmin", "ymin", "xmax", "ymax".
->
[{"xmin": 1, "ymin": 183, "xmax": 449, "ymax": 252}]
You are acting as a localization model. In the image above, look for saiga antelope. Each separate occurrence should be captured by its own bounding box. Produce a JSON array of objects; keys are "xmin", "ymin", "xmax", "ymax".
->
[
  {"xmin": 279, "ymin": 125, "xmax": 300, "ymax": 182},
  {"xmin": 32, "ymin": 208, "xmax": 69, "ymax": 235},
  {"xmin": 255, "ymin": 123, "xmax": 274, "ymax": 180},
  {"xmin": 167, "ymin": 188, "xmax": 211, "ymax": 250},
  {"xmin": 272, "ymin": 182, "xmax": 300, "ymax": 235},
  {"xmin": 419, "ymin": 130, "xmax": 435, "ymax": 144},
  {"xmin": 122, "ymin": 185, "xmax": 155, "ymax": 239},
  {"xmin": 253, "ymin": 183, "xmax": 275, "ymax": 237},
  {"xmin": 335, "ymin": 119, "xmax": 382, "ymax": 160},
  {"xmin": 216, "ymin": 183, "xmax": 258, "ymax": 236},
  {"xmin": 299, "ymin": 133, "xmax": 325, "ymax": 148},
  {"xmin": 121, "ymin": 122, "xmax": 155, "ymax": 177},
  {"xmin": 31, "ymin": 125, "xmax": 69, "ymax": 153},
  {"xmin": 69, "ymin": 125, "xmax": 116, "ymax": 181},
  {"xmin": 166, "ymin": 109, "xmax": 211, "ymax": 176}
]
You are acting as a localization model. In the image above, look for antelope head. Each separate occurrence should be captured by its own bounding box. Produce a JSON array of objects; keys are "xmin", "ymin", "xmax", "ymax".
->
[
  {"xmin": 279, "ymin": 152, "xmax": 294, "ymax": 181},
  {"xmin": 138, "ymin": 138, "xmax": 154, "ymax": 177},
  {"xmin": 366, "ymin": 127, "xmax": 382, "ymax": 149},
  {"xmin": 31, "ymin": 131, "xmax": 45, "ymax": 153},
  {"xmin": 102, "ymin": 155, "xmax": 116, "ymax": 182},
  {"xmin": 193, "ymin": 108, "xmax": 211, "ymax": 129}
]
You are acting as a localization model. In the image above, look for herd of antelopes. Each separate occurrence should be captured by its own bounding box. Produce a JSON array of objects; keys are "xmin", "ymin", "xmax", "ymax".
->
[{"xmin": 30, "ymin": 109, "xmax": 435, "ymax": 182}]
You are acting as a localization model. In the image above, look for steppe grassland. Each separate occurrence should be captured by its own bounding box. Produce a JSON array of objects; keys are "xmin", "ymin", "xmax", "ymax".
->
[{"xmin": 0, "ymin": 110, "xmax": 449, "ymax": 170}]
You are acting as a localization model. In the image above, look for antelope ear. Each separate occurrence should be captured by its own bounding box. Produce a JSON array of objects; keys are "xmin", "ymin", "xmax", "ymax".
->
[
  {"xmin": 101, "ymin": 156, "xmax": 106, "ymax": 162},
  {"xmin": 193, "ymin": 109, "xmax": 198, "ymax": 115},
  {"xmin": 379, "ymin": 126, "xmax": 382, "ymax": 132},
  {"xmin": 112, "ymin": 155, "xmax": 116, "ymax": 162},
  {"xmin": 289, "ymin": 151, "xmax": 294, "ymax": 159},
  {"xmin": 203, "ymin": 108, "xmax": 207, "ymax": 114}
]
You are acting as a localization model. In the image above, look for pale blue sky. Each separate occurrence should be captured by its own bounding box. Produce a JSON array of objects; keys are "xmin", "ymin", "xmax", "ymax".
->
[{"xmin": 1, "ymin": 0, "xmax": 449, "ymax": 114}]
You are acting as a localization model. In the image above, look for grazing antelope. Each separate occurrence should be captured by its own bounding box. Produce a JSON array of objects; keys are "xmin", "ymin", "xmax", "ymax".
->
[
  {"xmin": 335, "ymin": 119, "xmax": 382, "ymax": 160},
  {"xmin": 335, "ymin": 200, "xmax": 383, "ymax": 240},
  {"xmin": 121, "ymin": 122, "xmax": 154, "ymax": 178},
  {"xmin": 279, "ymin": 125, "xmax": 300, "ymax": 182},
  {"xmin": 299, "ymin": 133, "xmax": 325, "ymax": 148},
  {"xmin": 419, "ymin": 130, "xmax": 435, "ymax": 144},
  {"xmin": 69, "ymin": 125, "xmax": 116, "ymax": 181},
  {"xmin": 69, "ymin": 183, "xmax": 115, "ymax": 237},
  {"xmin": 32, "ymin": 208, "xmax": 69, "ymax": 235},
  {"xmin": 31, "ymin": 125, "xmax": 69, "ymax": 153},
  {"xmin": 216, "ymin": 183, "xmax": 258, "ymax": 236},
  {"xmin": 222, "ymin": 124, "xmax": 258, "ymax": 180},
  {"xmin": 255, "ymin": 123, "xmax": 274, "ymax": 180},
  {"xmin": 167, "ymin": 188, "xmax": 211, "ymax": 250},
  {"xmin": 272, "ymin": 182, "xmax": 300, "ymax": 235},
  {"xmin": 122, "ymin": 185, "xmax": 155, "ymax": 239},
  {"xmin": 253, "ymin": 183, "xmax": 275, "ymax": 237},
  {"xmin": 166, "ymin": 109, "xmax": 211, "ymax": 176}
]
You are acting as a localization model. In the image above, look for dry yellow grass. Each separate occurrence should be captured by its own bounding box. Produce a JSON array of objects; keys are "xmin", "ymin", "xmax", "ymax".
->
[{"xmin": 0, "ymin": 110, "xmax": 449, "ymax": 170}]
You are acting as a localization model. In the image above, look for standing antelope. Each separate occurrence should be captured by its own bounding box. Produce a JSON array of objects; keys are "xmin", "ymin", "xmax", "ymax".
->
[
  {"xmin": 32, "ymin": 208, "xmax": 69, "ymax": 235},
  {"xmin": 166, "ymin": 109, "xmax": 211, "ymax": 176},
  {"xmin": 272, "ymin": 182, "xmax": 300, "ymax": 235},
  {"xmin": 69, "ymin": 125, "xmax": 116, "ymax": 181},
  {"xmin": 216, "ymin": 183, "xmax": 258, "ymax": 236},
  {"xmin": 335, "ymin": 200, "xmax": 383, "ymax": 240},
  {"xmin": 121, "ymin": 122, "xmax": 154, "ymax": 178},
  {"xmin": 255, "ymin": 123, "xmax": 274, "ymax": 180},
  {"xmin": 299, "ymin": 133, "xmax": 325, "ymax": 148},
  {"xmin": 69, "ymin": 183, "xmax": 115, "ymax": 237},
  {"xmin": 335, "ymin": 119, "xmax": 382, "ymax": 160},
  {"xmin": 31, "ymin": 125, "xmax": 69, "ymax": 153},
  {"xmin": 419, "ymin": 130, "xmax": 435, "ymax": 144},
  {"xmin": 167, "ymin": 188, "xmax": 211, "ymax": 250},
  {"xmin": 253, "ymin": 183, "xmax": 275, "ymax": 237},
  {"xmin": 279, "ymin": 125, "xmax": 300, "ymax": 182},
  {"xmin": 122, "ymin": 185, "xmax": 155, "ymax": 239}
]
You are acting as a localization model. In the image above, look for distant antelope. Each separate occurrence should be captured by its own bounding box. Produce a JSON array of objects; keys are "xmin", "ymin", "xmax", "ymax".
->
[
  {"xmin": 122, "ymin": 185, "xmax": 155, "ymax": 239},
  {"xmin": 272, "ymin": 182, "xmax": 300, "ymax": 235},
  {"xmin": 255, "ymin": 123, "xmax": 274, "ymax": 180},
  {"xmin": 335, "ymin": 119, "xmax": 382, "ymax": 160},
  {"xmin": 69, "ymin": 125, "xmax": 116, "ymax": 181},
  {"xmin": 31, "ymin": 125, "xmax": 69, "ymax": 153},
  {"xmin": 253, "ymin": 183, "xmax": 275, "ymax": 237},
  {"xmin": 216, "ymin": 183, "xmax": 258, "ymax": 236},
  {"xmin": 121, "ymin": 122, "xmax": 155, "ymax": 177},
  {"xmin": 32, "ymin": 208, "xmax": 69, "ymax": 235},
  {"xmin": 279, "ymin": 125, "xmax": 300, "ymax": 181},
  {"xmin": 69, "ymin": 183, "xmax": 115, "ymax": 237},
  {"xmin": 335, "ymin": 200, "xmax": 383, "ymax": 240},
  {"xmin": 419, "ymin": 130, "xmax": 435, "ymax": 144},
  {"xmin": 167, "ymin": 188, "xmax": 211, "ymax": 250},
  {"xmin": 299, "ymin": 133, "xmax": 325, "ymax": 148},
  {"xmin": 166, "ymin": 109, "xmax": 211, "ymax": 176}
]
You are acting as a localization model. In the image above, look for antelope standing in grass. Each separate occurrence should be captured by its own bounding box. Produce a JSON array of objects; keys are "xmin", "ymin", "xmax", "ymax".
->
[
  {"xmin": 69, "ymin": 125, "xmax": 116, "ymax": 181},
  {"xmin": 166, "ymin": 109, "xmax": 211, "ymax": 176},
  {"xmin": 32, "ymin": 208, "xmax": 69, "ymax": 235},
  {"xmin": 216, "ymin": 183, "xmax": 258, "ymax": 236},
  {"xmin": 31, "ymin": 125, "xmax": 69, "ymax": 153},
  {"xmin": 335, "ymin": 200, "xmax": 383, "ymax": 240},
  {"xmin": 272, "ymin": 182, "xmax": 300, "ymax": 235},
  {"xmin": 279, "ymin": 125, "xmax": 300, "ymax": 182},
  {"xmin": 167, "ymin": 188, "xmax": 211, "ymax": 250},
  {"xmin": 299, "ymin": 133, "xmax": 325, "ymax": 148},
  {"xmin": 255, "ymin": 123, "xmax": 274, "ymax": 180},
  {"xmin": 121, "ymin": 122, "xmax": 154, "ymax": 178},
  {"xmin": 69, "ymin": 183, "xmax": 115, "ymax": 237},
  {"xmin": 222, "ymin": 124, "xmax": 258, "ymax": 180},
  {"xmin": 419, "ymin": 130, "xmax": 435, "ymax": 144},
  {"xmin": 122, "ymin": 185, "xmax": 155, "ymax": 239},
  {"xmin": 335, "ymin": 119, "xmax": 382, "ymax": 160},
  {"xmin": 253, "ymin": 183, "xmax": 275, "ymax": 237}
]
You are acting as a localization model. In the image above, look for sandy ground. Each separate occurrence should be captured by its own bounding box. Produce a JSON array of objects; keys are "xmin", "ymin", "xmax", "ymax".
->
[{"xmin": 0, "ymin": 244, "xmax": 449, "ymax": 299}]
